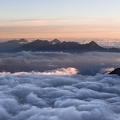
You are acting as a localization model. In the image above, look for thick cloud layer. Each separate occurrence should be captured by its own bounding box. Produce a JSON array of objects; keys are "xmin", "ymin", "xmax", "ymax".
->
[
  {"xmin": 0, "ymin": 51, "xmax": 120, "ymax": 75},
  {"xmin": 0, "ymin": 72, "xmax": 120, "ymax": 120}
]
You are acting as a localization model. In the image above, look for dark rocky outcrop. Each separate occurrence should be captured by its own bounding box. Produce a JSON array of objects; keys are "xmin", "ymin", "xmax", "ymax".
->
[{"xmin": 109, "ymin": 68, "xmax": 120, "ymax": 76}]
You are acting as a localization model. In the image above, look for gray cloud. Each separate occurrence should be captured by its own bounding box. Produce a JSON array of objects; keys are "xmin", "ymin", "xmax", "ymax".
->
[
  {"xmin": 0, "ymin": 51, "xmax": 120, "ymax": 75},
  {"xmin": 0, "ymin": 72, "xmax": 120, "ymax": 120}
]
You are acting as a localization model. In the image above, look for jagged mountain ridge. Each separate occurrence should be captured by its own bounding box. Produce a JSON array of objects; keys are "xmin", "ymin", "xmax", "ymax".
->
[
  {"xmin": 13, "ymin": 39, "xmax": 110, "ymax": 52},
  {"xmin": 0, "ymin": 39, "xmax": 120, "ymax": 53},
  {"xmin": 0, "ymin": 39, "xmax": 28, "ymax": 52}
]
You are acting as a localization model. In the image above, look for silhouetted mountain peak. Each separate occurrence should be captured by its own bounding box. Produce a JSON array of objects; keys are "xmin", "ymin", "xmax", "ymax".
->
[
  {"xmin": 31, "ymin": 39, "xmax": 49, "ymax": 44},
  {"xmin": 0, "ymin": 39, "xmax": 28, "ymax": 52},
  {"xmin": 5, "ymin": 39, "xmax": 120, "ymax": 53},
  {"xmin": 83, "ymin": 41, "xmax": 104, "ymax": 51},
  {"xmin": 88, "ymin": 41, "xmax": 99, "ymax": 46},
  {"xmin": 7, "ymin": 38, "xmax": 28, "ymax": 44},
  {"xmin": 51, "ymin": 39, "xmax": 61, "ymax": 44}
]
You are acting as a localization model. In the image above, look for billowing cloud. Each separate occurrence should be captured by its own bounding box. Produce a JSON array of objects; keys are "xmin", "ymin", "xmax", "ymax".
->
[
  {"xmin": 0, "ymin": 51, "xmax": 120, "ymax": 75},
  {"xmin": 0, "ymin": 72, "xmax": 120, "ymax": 120},
  {"xmin": 41, "ymin": 67, "xmax": 78, "ymax": 75},
  {"xmin": 1, "ymin": 67, "xmax": 78, "ymax": 76}
]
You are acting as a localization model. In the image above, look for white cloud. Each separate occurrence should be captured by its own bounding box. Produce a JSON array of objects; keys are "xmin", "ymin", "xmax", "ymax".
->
[{"xmin": 41, "ymin": 67, "xmax": 79, "ymax": 75}]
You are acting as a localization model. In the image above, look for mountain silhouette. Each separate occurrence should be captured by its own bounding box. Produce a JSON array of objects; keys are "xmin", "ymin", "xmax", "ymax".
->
[
  {"xmin": 0, "ymin": 39, "xmax": 120, "ymax": 53},
  {"xmin": 51, "ymin": 39, "xmax": 61, "ymax": 44},
  {"xmin": 0, "ymin": 39, "xmax": 27, "ymax": 52}
]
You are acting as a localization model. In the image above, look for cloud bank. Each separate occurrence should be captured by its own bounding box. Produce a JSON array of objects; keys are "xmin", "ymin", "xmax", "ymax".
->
[
  {"xmin": 0, "ymin": 51, "xmax": 120, "ymax": 75},
  {"xmin": 0, "ymin": 72, "xmax": 120, "ymax": 120},
  {"xmin": 1, "ymin": 67, "xmax": 78, "ymax": 76}
]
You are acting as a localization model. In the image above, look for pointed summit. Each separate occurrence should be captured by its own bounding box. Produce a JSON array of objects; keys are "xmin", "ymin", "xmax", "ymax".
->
[
  {"xmin": 84, "ymin": 41, "xmax": 104, "ymax": 51},
  {"xmin": 88, "ymin": 41, "xmax": 101, "ymax": 48},
  {"xmin": 88, "ymin": 41, "xmax": 99, "ymax": 46},
  {"xmin": 51, "ymin": 39, "xmax": 61, "ymax": 44}
]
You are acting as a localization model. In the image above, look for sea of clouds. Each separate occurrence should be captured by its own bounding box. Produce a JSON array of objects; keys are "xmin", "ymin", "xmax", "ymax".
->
[
  {"xmin": 0, "ymin": 72, "xmax": 120, "ymax": 120},
  {"xmin": 0, "ymin": 51, "xmax": 120, "ymax": 120},
  {"xmin": 0, "ymin": 51, "xmax": 120, "ymax": 75}
]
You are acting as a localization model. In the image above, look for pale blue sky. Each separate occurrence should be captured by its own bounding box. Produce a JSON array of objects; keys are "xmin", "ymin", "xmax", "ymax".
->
[
  {"xmin": 0, "ymin": 0, "xmax": 120, "ymax": 40},
  {"xmin": 0, "ymin": 0, "xmax": 120, "ymax": 19}
]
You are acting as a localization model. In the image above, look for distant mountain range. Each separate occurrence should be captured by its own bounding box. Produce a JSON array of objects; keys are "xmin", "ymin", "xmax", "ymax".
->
[
  {"xmin": 1, "ymin": 39, "xmax": 120, "ymax": 53},
  {"xmin": 0, "ymin": 39, "xmax": 28, "ymax": 52}
]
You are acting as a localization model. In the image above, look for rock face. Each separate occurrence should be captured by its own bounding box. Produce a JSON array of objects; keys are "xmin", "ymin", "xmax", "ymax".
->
[{"xmin": 109, "ymin": 68, "xmax": 120, "ymax": 76}]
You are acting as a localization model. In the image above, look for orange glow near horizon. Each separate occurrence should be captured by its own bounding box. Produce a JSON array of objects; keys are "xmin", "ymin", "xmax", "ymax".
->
[
  {"xmin": 0, "ymin": 18, "xmax": 120, "ymax": 40},
  {"xmin": 1, "ymin": 27, "xmax": 120, "ymax": 40}
]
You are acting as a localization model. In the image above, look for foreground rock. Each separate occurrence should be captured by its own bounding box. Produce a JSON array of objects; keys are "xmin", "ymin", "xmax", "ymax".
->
[{"xmin": 109, "ymin": 68, "xmax": 120, "ymax": 76}]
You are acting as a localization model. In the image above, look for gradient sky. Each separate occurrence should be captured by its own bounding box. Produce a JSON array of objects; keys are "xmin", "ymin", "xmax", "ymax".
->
[{"xmin": 0, "ymin": 0, "xmax": 120, "ymax": 40}]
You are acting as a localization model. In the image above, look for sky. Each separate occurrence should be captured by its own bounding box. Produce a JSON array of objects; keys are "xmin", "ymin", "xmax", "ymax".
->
[{"xmin": 0, "ymin": 0, "xmax": 120, "ymax": 41}]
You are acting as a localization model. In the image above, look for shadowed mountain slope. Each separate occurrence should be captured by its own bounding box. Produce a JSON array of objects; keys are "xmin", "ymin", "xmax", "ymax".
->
[
  {"xmin": 1, "ymin": 39, "xmax": 120, "ymax": 53},
  {"xmin": 13, "ymin": 39, "xmax": 104, "ymax": 52}
]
